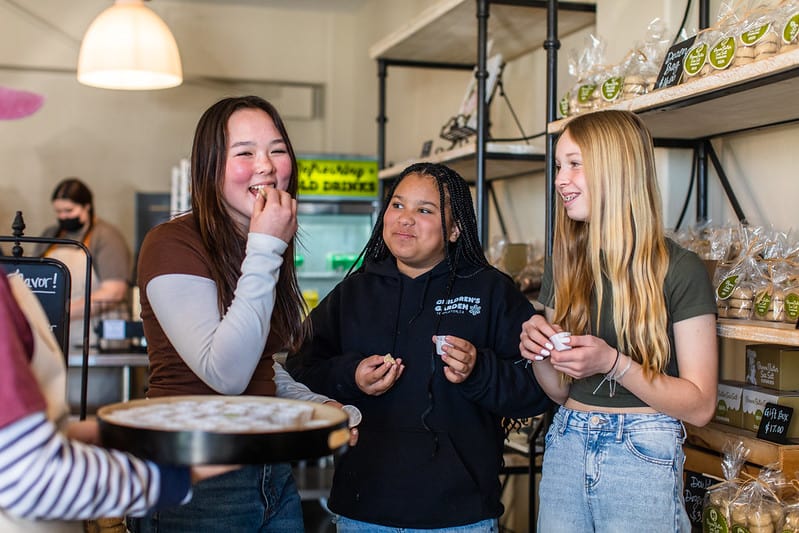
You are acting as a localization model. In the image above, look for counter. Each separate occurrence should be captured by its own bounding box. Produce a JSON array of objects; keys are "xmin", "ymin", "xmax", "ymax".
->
[{"xmin": 67, "ymin": 351, "xmax": 148, "ymax": 411}]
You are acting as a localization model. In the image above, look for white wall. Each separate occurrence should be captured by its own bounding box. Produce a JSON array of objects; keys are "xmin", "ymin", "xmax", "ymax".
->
[
  {"xmin": 2, "ymin": 0, "xmax": 795, "ymax": 255},
  {"xmin": 0, "ymin": 0, "xmax": 382, "ymax": 247}
]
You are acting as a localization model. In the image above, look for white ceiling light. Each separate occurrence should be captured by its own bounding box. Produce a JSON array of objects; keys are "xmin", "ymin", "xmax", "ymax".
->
[{"xmin": 77, "ymin": 0, "xmax": 182, "ymax": 90}]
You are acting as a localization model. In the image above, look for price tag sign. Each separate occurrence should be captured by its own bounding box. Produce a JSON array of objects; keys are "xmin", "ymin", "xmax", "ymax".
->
[
  {"xmin": 684, "ymin": 470, "xmax": 718, "ymax": 529},
  {"xmin": 654, "ymin": 36, "xmax": 697, "ymax": 90},
  {"xmin": 757, "ymin": 402, "xmax": 793, "ymax": 443},
  {"xmin": 420, "ymin": 140, "xmax": 433, "ymax": 157}
]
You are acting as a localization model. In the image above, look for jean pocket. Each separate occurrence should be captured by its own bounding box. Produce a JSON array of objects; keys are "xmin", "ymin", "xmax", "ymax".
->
[
  {"xmin": 624, "ymin": 429, "xmax": 680, "ymax": 466},
  {"xmin": 543, "ymin": 420, "xmax": 561, "ymax": 449}
]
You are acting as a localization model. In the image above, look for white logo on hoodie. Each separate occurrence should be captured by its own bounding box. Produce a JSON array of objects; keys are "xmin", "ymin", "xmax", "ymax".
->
[{"xmin": 435, "ymin": 295, "xmax": 482, "ymax": 316}]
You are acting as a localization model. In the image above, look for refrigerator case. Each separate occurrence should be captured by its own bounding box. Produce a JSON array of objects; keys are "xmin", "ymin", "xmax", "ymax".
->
[
  {"xmin": 295, "ymin": 155, "xmax": 379, "ymax": 307},
  {"xmin": 296, "ymin": 200, "xmax": 377, "ymax": 307}
]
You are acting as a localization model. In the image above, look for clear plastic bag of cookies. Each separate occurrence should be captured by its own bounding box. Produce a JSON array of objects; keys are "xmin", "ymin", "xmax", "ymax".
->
[
  {"xmin": 716, "ymin": 224, "xmax": 769, "ymax": 319},
  {"xmin": 782, "ymin": 281, "xmax": 799, "ymax": 324},
  {"xmin": 755, "ymin": 229, "xmax": 799, "ymax": 323},
  {"xmin": 751, "ymin": 258, "xmax": 782, "ymax": 321},
  {"xmin": 702, "ymin": 441, "xmax": 750, "ymax": 532},
  {"xmin": 777, "ymin": 0, "xmax": 799, "ymax": 54},
  {"xmin": 598, "ymin": 62, "xmax": 625, "ymax": 107},
  {"xmin": 715, "ymin": 261, "xmax": 758, "ymax": 319},
  {"xmin": 627, "ymin": 17, "xmax": 671, "ymax": 96},
  {"xmin": 566, "ymin": 34, "xmax": 607, "ymax": 115},
  {"xmin": 729, "ymin": 463, "xmax": 787, "ymax": 533},
  {"xmin": 737, "ymin": 1, "xmax": 783, "ymax": 65},
  {"xmin": 682, "ymin": 27, "xmax": 716, "ymax": 81},
  {"xmin": 707, "ymin": 1, "xmax": 749, "ymax": 73}
]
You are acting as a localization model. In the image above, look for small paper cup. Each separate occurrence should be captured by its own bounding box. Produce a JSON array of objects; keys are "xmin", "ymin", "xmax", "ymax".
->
[
  {"xmin": 550, "ymin": 332, "xmax": 572, "ymax": 351},
  {"xmin": 435, "ymin": 335, "xmax": 452, "ymax": 355}
]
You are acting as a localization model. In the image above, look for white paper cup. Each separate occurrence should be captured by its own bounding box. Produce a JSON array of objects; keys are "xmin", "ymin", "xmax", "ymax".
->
[
  {"xmin": 435, "ymin": 335, "xmax": 452, "ymax": 355},
  {"xmin": 550, "ymin": 332, "xmax": 572, "ymax": 351}
]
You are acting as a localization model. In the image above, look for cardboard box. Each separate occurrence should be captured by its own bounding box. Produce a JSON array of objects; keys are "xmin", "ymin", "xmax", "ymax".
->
[
  {"xmin": 742, "ymin": 386, "xmax": 799, "ymax": 438},
  {"xmin": 745, "ymin": 344, "xmax": 799, "ymax": 391},
  {"xmin": 714, "ymin": 381, "xmax": 744, "ymax": 428}
]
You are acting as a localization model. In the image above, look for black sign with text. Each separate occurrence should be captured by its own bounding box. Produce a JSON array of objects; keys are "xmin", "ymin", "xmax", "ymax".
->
[
  {"xmin": 684, "ymin": 470, "xmax": 717, "ymax": 528},
  {"xmin": 1, "ymin": 257, "xmax": 71, "ymax": 357},
  {"xmin": 757, "ymin": 402, "xmax": 793, "ymax": 443},
  {"xmin": 654, "ymin": 36, "xmax": 697, "ymax": 90}
]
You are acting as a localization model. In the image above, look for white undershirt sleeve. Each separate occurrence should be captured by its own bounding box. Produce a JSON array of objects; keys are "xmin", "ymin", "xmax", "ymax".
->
[
  {"xmin": 273, "ymin": 361, "xmax": 330, "ymax": 403},
  {"xmin": 146, "ymin": 233, "xmax": 286, "ymax": 394}
]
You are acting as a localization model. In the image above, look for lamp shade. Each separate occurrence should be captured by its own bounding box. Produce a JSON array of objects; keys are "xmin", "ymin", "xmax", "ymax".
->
[{"xmin": 77, "ymin": 0, "xmax": 182, "ymax": 90}]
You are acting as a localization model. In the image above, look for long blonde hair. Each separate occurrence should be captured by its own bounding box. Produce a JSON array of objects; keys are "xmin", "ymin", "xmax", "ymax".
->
[{"xmin": 552, "ymin": 110, "xmax": 669, "ymax": 378}]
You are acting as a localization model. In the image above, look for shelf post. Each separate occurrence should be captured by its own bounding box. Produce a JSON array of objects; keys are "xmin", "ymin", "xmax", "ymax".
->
[
  {"xmin": 696, "ymin": 140, "xmax": 708, "ymax": 223},
  {"xmin": 544, "ymin": 0, "xmax": 560, "ymax": 258},
  {"xmin": 476, "ymin": 0, "xmax": 489, "ymax": 246},
  {"xmin": 377, "ymin": 59, "xmax": 388, "ymax": 201}
]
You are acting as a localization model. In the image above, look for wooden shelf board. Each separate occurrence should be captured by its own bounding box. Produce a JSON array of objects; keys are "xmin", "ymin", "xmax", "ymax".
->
[
  {"xmin": 685, "ymin": 422, "xmax": 799, "ymax": 474},
  {"xmin": 716, "ymin": 318, "xmax": 799, "ymax": 345},
  {"xmin": 684, "ymin": 444, "xmax": 761, "ymax": 479},
  {"xmin": 549, "ymin": 49, "xmax": 799, "ymax": 139},
  {"xmin": 369, "ymin": 0, "xmax": 596, "ymax": 64},
  {"xmin": 379, "ymin": 142, "xmax": 545, "ymax": 182}
]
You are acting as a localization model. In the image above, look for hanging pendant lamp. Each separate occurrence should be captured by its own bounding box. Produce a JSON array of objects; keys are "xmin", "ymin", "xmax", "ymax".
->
[{"xmin": 77, "ymin": 0, "xmax": 182, "ymax": 90}]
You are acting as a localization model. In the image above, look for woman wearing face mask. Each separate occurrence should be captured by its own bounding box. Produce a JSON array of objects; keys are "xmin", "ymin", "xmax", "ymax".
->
[{"xmin": 36, "ymin": 178, "xmax": 132, "ymax": 348}]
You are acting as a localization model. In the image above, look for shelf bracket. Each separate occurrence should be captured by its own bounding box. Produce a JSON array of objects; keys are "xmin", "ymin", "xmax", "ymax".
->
[{"xmin": 705, "ymin": 140, "xmax": 748, "ymax": 224}]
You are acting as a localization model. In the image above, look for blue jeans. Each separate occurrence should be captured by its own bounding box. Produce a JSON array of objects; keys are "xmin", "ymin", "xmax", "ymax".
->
[
  {"xmin": 127, "ymin": 463, "xmax": 303, "ymax": 532},
  {"xmin": 334, "ymin": 516, "xmax": 497, "ymax": 532},
  {"xmin": 537, "ymin": 407, "xmax": 690, "ymax": 533}
]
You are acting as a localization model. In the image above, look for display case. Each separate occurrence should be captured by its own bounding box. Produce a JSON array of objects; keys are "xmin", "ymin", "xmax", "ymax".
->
[
  {"xmin": 296, "ymin": 201, "xmax": 376, "ymax": 305},
  {"xmin": 296, "ymin": 155, "xmax": 379, "ymax": 305}
]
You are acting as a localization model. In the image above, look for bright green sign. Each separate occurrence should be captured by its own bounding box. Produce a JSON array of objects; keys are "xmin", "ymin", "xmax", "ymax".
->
[{"xmin": 298, "ymin": 158, "xmax": 378, "ymax": 198}]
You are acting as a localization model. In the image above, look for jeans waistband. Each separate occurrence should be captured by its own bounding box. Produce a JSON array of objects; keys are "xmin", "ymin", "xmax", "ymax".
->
[{"xmin": 554, "ymin": 406, "xmax": 686, "ymax": 441}]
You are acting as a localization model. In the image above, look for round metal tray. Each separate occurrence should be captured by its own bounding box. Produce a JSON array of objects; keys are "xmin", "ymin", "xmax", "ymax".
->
[{"xmin": 97, "ymin": 395, "xmax": 349, "ymax": 465}]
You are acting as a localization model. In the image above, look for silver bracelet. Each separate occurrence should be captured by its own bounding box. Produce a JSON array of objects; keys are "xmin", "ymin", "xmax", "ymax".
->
[
  {"xmin": 614, "ymin": 356, "xmax": 633, "ymax": 381},
  {"xmin": 592, "ymin": 348, "xmax": 622, "ymax": 396}
]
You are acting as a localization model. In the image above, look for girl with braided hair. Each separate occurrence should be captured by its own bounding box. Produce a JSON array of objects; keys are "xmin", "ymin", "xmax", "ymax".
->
[
  {"xmin": 286, "ymin": 162, "xmax": 550, "ymax": 532},
  {"xmin": 519, "ymin": 110, "xmax": 717, "ymax": 532}
]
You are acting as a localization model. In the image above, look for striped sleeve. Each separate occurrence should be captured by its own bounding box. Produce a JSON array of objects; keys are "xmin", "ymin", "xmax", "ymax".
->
[{"xmin": 0, "ymin": 413, "xmax": 191, "ymax": 520}]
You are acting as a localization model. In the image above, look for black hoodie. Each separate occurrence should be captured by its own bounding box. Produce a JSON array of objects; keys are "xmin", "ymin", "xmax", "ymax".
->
[{"xmin": 286, "ymin": 257, "xmax": 550, "ymax": 528}]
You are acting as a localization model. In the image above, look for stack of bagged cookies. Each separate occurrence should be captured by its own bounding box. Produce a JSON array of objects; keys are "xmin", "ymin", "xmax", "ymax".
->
[
  {"xmin": 753, "ymin": 28, "xmax": 781, "ymax": 59},
  {"xmin": 779, "ymin": 8, "xmax": 799, "ymax": 53},
  {"xmin": 784, "ymin": 505, "xmax": 799, "ymax": 533},
  {"xmin": 735, "ymin": 41, "xmax": 757, "ymax": 66},
  {"xmin": 737, "ymin": 7, "xmax": 784, "ymax": 62},
  {"xmin": 737, "ymin": 23, "xmax": 781, "ymax": 63},
  {"xmin": 622, "ymin": 75, "xmax": 647, "ymax": 98},
  {"xmin": 730, "ymin": 500, "xmax": 784, "ymax": 533},
  {"xmin": 720, "ymin": 284, "xmax": 754, "ymax": 319},
  {"xmin": 752, "ymin": 286, "xmax": 786, "ymax": 322}
]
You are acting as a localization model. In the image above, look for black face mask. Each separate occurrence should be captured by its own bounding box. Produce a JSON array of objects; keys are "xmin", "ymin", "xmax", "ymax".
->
[{"xmin": 58, "ymin": 216, "xmax": 85, "ymax": 233}]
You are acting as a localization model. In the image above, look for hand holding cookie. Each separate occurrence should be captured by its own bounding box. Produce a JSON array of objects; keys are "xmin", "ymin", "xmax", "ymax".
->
[{"xmin": 355, "ymin": 353, "xmax": 404, "ymax": 396}]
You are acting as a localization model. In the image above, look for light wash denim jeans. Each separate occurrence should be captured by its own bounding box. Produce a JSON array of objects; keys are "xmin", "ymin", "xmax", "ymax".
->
[
  {"xmin": 537, "ymin": 406, "xmax": 690, "ymax": 533},
  {"xmin": 127, "ymin": 463, "xmax": 303, "ymax": 532},
  {"xmin": 334, "ymin": 516, "xmax": 498, "ymax": 532}
]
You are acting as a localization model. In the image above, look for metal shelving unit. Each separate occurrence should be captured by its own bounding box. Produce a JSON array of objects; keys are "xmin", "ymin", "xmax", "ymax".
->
[{"xmin": 370, "ymin": 0, "xmax": 596, "ymax": 244}]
